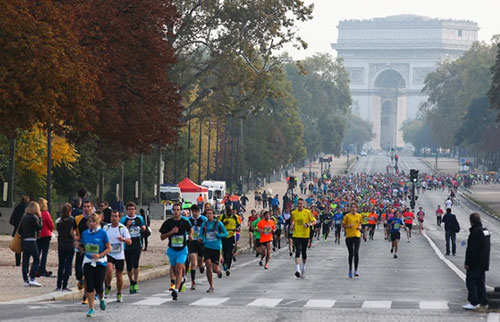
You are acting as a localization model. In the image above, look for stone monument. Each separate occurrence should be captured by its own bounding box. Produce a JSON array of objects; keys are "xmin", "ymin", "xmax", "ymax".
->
[{"xmin": 332, "ymin": 14, "xmax": 478, "ymax": 150}]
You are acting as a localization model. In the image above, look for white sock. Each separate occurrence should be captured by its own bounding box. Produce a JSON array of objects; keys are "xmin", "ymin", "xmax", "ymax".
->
[
  {"xmin": 302, "ymin": 264, "xmax": 306, "ymax": 272},
  {"xmin": 296, "ymin": 264, "xmax": 300, "ymax": 272}
]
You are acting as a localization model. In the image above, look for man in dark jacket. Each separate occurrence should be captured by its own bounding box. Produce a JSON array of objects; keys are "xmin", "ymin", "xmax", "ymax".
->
[
  {"xmin": 462, "ymin": 213, "xmax": 490, "ymax": 310},
  {"xmin": 442, "ymin": 208, "xmax": 460, "ymax": 256}
]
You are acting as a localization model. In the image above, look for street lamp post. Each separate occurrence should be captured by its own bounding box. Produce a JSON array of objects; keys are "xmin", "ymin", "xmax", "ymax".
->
[{"xmin": 198, "ymin": 117, "xmax": 203, "ymax": 183}]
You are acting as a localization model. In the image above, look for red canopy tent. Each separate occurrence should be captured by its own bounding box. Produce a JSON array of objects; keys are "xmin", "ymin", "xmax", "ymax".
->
[{"xmin": 178, "ymin": 177, "xmax": 208, "ymax": 193}]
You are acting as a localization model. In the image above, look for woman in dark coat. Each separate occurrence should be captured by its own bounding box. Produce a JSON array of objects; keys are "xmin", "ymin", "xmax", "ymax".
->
[{"xmin": 9, "ymin": 195, "xmax": 30, "ymax": 266}]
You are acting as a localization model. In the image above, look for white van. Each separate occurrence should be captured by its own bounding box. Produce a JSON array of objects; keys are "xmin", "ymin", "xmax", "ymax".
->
[{"xmin": 201, "ymin": 180, "xmax": 226, "ymax": 213}]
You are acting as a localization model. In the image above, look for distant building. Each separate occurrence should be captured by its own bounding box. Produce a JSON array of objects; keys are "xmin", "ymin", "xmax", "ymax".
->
[{"xmin": 332, "ymin": 14, "xmax": 478, "ymax": 150}]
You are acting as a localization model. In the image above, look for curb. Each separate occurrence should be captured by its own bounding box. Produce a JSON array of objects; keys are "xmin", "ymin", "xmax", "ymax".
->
[{"xmin": 1, "ymin": 245, "xmax": 251, "ymax": 305}]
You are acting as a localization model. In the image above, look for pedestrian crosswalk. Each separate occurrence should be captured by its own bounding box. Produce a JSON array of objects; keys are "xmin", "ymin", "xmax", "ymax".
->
[{"xmin": 97, "ymin": 293, "xmax": 455, "ymax": 310}]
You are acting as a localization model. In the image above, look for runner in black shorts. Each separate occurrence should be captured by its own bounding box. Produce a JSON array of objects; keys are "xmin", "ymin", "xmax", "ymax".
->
[{"xmin": 187, "ymin": 205, "xmax": 207, "ymax": 290}]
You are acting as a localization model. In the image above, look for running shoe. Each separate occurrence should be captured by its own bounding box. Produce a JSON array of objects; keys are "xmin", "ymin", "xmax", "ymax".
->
[
  {"xmin": 129, "ymin": 285, "xmax": 135, "ymax": 294},
  {"xmin": 217, "ymin": 271, "xmax": 222, "ymax": 279},
  {"xmin": 264, "ymin": 264, "xmax": 269, "ymax": 269},
  {"xmin": 390, "ymin": 247, "xmax": 393, "ymax": 253},
  {"xmin": 206, "ymin": 287, "xmax": 214, "ymax": 293},
  {"xmin": 462, "ymin": 303, "xmax": 479, "ymax": 310},
  {"xmin": 169, "ymin": 283, "xmax": 175, "ymax": 291},
  {"xmin": 24, "ymin": 281, "xmax": 30, "ymax": 287},
  {"xmin": 232, "ymin": 254, "xmax": 237, "ymax": 262},
  {"xmin": 54, "ymin": 287, "xmax": 62, "ymax": 291},
  {"xmin": 86, "ymin": 308, "xmax": 95, "ymax": 317},
  {"xmin": 199, "ymin": 266, "xmax": 205, "ymax": 274},
  {"xmin": 180, "ymin": 278, "xmax": 186, "ymax": 292},
  {"xmin": 295, "ymin": 271, "xmax": 301, "ymax": 278},
  {"xmin": 394, "ymin": 254, "xmax": 398, "ymax": 259},
  {"xmin": 289, "ymin": 252, "xmax": 293, "ymax": 257},
  {"xmin": 62, "ymin": 287, "xmax": 72, "ymax": 292},
  {"xmin": 104, "ymin": 286, "xmax": 111, "ymax": 298},
  {"xmin": 99, "ymin": 299, "xmax": 106, "ymax": 311},
  {"xmin": 226, "ymin": 270, "xmax": 230, "ymax": 276},
  {"xmin": 348, "ymin": 270, "xmax": 353, "ymax": 278},
  {"xmin": 29, "ymin": 280, "xmax": 42, "ymax": 287},
  {"xmin": 133, "ymin": 283, "xmax": 138, "ymax": 293},
  {"xmin": 117, "ymin": 293, "xmax": 123, "ymax": 303},
  {"xmin": 77, "ymin": 280, "xmax": 84, "ymax": 290},
  {"xmin": 171, "ymin": 289, "xmax": 178, "ymax": 300},
  {"xmin": 81, "ymin": 296, "xmax": 88, "ymax": 305},
  {"xmin": 191, "ymin": 281, "xmax": 196, "ymax": 290},
  {"xmin": 354, "ymin": 271, "xmax": 359, "ymax": 277}
]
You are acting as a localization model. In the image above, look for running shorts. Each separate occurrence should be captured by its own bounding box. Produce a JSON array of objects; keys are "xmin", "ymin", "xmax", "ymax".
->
[
  {"xmin": 124, "ymin": 248, "xmax": 142, "ymax": 272},
  {"xmin": 406, "ymin": 223, "xmax": 412, "ymax": 230},
  {"xmin": 107, "ymin": 255, "xmax": 125, "ymax": 272},
  {"xmin": 203, "ymin": 247, "xmax": 221, "ymax": 265},
  {"xmin": 390, "ymin": 231, "xmax": 401, "ymax": 240},
  {"xmin": 188, "ymin": 240, "xmax": 204, "ymax": 257},
  {"xmin": 167, "ymin": 247, "xmax": 188, "ymax": 267}
]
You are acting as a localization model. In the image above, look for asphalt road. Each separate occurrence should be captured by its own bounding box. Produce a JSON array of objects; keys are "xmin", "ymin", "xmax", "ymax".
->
[{"xmin": 1, "ymin": 154, "xmax": 498, "ymax": 322}]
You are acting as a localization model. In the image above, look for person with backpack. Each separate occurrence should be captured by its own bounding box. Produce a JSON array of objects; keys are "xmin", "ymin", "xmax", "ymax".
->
[
  {"xmin": 442, "ymin": 208, "xmax": 460, "ymax": 256},
  {"xmin": 198, "ymin": 208, "xmax": 227, "ymax": 293}
]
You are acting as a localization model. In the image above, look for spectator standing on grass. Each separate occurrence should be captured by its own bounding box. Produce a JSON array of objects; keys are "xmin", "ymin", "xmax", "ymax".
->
[
  {"xmin": 37, "ymin": 197, "xmax": 54, "ymax": 277},
  {"xmin": 9, "ymin": 195, "xmax": 30, "ymax": 266},
  {"xmin": 55, "ymin": 203, "xmax": 76, "ymax": 291},
  {"xmin": 18, "ymin": 201, "xmax": 43, "ymax": 287}
]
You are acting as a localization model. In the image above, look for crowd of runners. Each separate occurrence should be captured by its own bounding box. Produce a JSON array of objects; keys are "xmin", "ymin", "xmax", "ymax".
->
[{"xmin": 14, "ymin": 160, "xmax": 473, "ymax": 318}]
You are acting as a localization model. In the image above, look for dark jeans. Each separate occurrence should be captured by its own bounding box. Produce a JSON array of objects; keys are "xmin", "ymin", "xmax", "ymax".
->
[
  {"xmin": 141, "ymin": 235, "xmax": 149, "ymax": 250},
  {"xmin": 15, "ymin": 253, "xmax": 21, "ymax": 266},
  {"xmin": 57, "ymin": 249, "xmax": 75, "ymax": 289},
  {"xmin": 445, "ymin": 231, "xmax": 456, "ymax": 255},
  {"xmin": 436, "ymin": 215, "xmax": 442, "ymax": 226},
  {"xmin": 75, "ymin": 252, "xmax": 84, "ymax": 282},
  {"xmin": 37, "ymin": 236, "xmax": 51, "ymax": 275},
  {"xmin": 22, "ymin": 240, "xmax": 39, "ymax": 282},
  {"xmin": 466, "ymin": 269, "xmax": 488, "ymax": 306},
  {"xmin": 222, "ymin": 236, "xmax": 235, "ymax": 270}
]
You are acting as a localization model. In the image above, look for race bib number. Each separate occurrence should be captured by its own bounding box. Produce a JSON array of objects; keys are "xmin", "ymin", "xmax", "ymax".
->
[
  {"xmin": 171, "ymin": 235, "xmax": 184, "ymax": 248},
  {"xmin": 296, "ymin": 219, "xmax": 304, "ymax": 226},
  {"xmin": 206, "ymin": 231, "xmax": 217, "ymax": 242},
  {"xmin": 323, "ymin": 219, "xmax": 329, "ymax": 224},
  {"xmin": 129, "ymin": 226, "xmax": 141, "ymax": 238},
  {"xmin": 85, "ymin": 243, "xmax": 99, "ymax": 254},
  {"xmin": 111, "ymin": 243, "xmax": 122, "ymax": 254},
  {"xmin": 394, "ymin": 223, "xmax": 401, "ymax": 230},
  {"xmin": 335, "ymin": 220, "xmax": 341, "ymax": 224},
  {"xmin": 263, "ymin": 226, "xmax": 272, "ymax": 234},
  {"xmin": 193, "ymin": 231, "xmax": 199, "ymax": 239}
]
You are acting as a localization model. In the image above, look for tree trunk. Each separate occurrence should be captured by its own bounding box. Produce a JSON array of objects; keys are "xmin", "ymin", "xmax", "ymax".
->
[
  {"xmin": 7, "ymin": 137, "xmax": 16, "ymax": 207},
  {"xmin": 47, "ymin": 129, "xmax": 52, "ymax": 211}
]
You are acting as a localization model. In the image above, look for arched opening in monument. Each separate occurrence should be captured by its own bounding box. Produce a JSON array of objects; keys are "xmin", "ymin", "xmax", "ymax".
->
[
  {"xmin": 380, "ymin": 100, "xmax": 396, "ymax": 150},
  {"xmin": 374, "ymin": 69, "xmax": 406, "ymax": 150}
]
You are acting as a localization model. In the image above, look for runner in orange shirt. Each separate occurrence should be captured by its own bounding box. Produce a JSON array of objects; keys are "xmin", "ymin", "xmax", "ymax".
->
[
  {"xmin": 257, "ymin": 211, "xmax": 276, "ymax": 269},
  {"xmin": 403, "ymin": 207, "xmax": 415, "ymax": 242},
  {"xmin": 368, "ymin": 209, "xmax": 378, "ymax": 240}
]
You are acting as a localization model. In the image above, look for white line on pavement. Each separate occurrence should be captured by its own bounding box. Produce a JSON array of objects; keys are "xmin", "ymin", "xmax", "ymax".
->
[
  {"xmin": 131, "ymin": 297, "xmax": 171, "ymax": 306},
  {"xmin": 361, "ymin": 301, "xmax": 392, "ymax": 309},
  {"xmin": 304, "ymin": 300, "xmax": 336, "ymax": 308},
  {"xmin": 247, "ymin": 298, "xmax": 283, "ymax": 307},
  {"xmin": 190, "ymin": 297, "xmax": 230, "ymax": 306},
  {"xmin": 419, "ymin": 301, "xmax": 448, "ymax": 310}
]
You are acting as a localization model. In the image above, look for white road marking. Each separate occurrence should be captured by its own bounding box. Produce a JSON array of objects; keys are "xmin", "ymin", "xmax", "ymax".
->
[
  {"xmin": 419, "ymin": 301, "xmax": 448, "ymax": 310},
  {"xmin": 362, "ymin": 301, "xmax": 392, "ymax": 309},
  {"xmin": 304, "ymin": 299, "xmax": 336, "ymax": 308},
  {"xmin": 247, "ymin": 298, "xmax": 283, "ymax": 307},
  {"xmin": 190, "ymin": 297, "xmax": 229, "ymax": 306},
  {"xmin": 131, "ymin": 297, "xmax": 171, "ymax": 306},
  {"xmin": 488, "ymin": 313, "xmax": 500, "ymax": 322}
]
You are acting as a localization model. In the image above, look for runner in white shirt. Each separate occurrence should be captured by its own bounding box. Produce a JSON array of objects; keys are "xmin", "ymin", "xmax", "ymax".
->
[
  {"xmin": 104, "ymin": 210, "xmax": 131, "ymax": 302},
  {"xmin": 445, "ymin": 198, "xmax": 453, "ymax": 210}
]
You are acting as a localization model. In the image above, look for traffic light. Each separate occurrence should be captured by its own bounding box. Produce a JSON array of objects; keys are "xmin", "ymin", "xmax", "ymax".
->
[{"xmin": 410, "ymin": 169, "xmax": 419, "ymax": 182}]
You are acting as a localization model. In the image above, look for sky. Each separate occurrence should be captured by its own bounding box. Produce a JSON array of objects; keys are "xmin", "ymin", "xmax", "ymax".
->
[{"xmin": 283, "ymin": 0, "xmax": 500, "ymax": 60}]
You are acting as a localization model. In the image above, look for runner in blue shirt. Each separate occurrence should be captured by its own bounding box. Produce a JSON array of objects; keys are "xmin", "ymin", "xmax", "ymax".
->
[
  {"xmin": 198, "ymin": 208, "xmax": 228, "ymax": 293},
  {"xmin": 333, "ymin": 210, "xmax": 344, "ymax": 244},
  {"xmin": 387, "ymin": 210, "xmax": 405, "ymax": 259}
]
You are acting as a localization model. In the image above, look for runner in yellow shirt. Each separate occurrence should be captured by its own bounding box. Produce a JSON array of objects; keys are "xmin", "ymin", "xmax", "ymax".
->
[
  {"xmin": 291, "ymin": 198, "xmax": 316, "ymax": 279},
  {"xmin": 342, "ymin": 203, "xmax": 362, "ymax": 278}
]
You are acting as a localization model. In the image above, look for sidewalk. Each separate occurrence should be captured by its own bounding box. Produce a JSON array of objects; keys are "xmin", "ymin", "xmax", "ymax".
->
[
  {"xmin": 0, "ymin": 156, "xmax": 346, "ymax": 303},
  {"xmin": 420, "ymin": 156, "xmax": 460, "ymax": 174}
]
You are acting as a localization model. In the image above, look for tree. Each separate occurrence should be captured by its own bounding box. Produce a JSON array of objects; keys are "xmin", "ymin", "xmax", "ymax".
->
[
  {"xmin": 0, "ymin": 0, "xmax": 99, "ymax": 139},
  {"xmin": 489, "ymin": 40, "xmax": 500, "ymax": 117},
  {"xmin": 343, "ymin": 115, "xmax": 375, "ymax": 153},
  {"xmin": 285, "ymin": 54, "xmax": 352, "ymax": 157},
  {"xmin": 422, "ymin": 41, "xmax": 497, "ymax": 148},
  {"xmin": 401, "ymin": 117, "xmax": 437, "ymax": 155}
]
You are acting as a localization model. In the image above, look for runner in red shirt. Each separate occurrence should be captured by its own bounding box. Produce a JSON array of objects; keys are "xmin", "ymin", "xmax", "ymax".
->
[
  {"xmin": 403, "ymin": 207, "xmax": 415, "ymax": 242},
  {"xmin": 435, "ymin": 205, "xmax": 443, "ymax": 228},
  {"xmin": 416, "ymin": 207, "xmax": 425, "ymax": 233}
]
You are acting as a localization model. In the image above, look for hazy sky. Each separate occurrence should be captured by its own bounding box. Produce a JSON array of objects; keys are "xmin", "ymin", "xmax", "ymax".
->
[{"xmin": 283, "ymin": 0, "xmax": 500, "ymax": 60}]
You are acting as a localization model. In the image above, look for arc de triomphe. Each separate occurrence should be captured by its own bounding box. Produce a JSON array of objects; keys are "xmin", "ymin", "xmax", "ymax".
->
[{"xmin": 332, "ymin": 14, "xmax": 478, "ymax": 150}]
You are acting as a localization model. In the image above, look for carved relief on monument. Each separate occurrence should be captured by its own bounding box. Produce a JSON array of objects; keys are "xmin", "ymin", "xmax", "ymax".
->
[
  {"xmin": 412, "ymin": 68, "xmax": 434, "ymax": 85},
  {"xmin": 347, "ymin": 68, "xmax": 365, "ymax": 84},
  {"xmin": 369, "ymin": 63, "xmax": 409, "ymax": 86}
]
